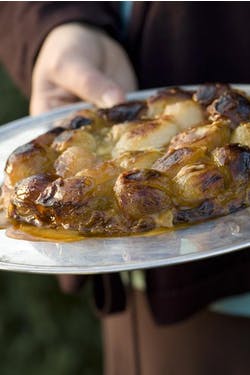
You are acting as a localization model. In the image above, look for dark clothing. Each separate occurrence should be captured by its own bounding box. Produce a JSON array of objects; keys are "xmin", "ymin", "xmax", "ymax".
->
[
  {"xmin": 2, "ymin": 2, "xmax": 250, "ymax": 95},
  {"xmin": 1, "ymin": 1, "xmax": 250, "ymax": 324},
  {"xmin": 128, "ymin": 2, "xmax": 250, "ymax": 89},
  {"xmin": 0, "ymin": 2, "xmax": 121, "ymax": 95}
]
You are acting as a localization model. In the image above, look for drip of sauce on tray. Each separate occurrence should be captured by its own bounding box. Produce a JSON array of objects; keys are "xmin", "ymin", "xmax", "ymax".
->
[
  {"xmin": 0, "ymin": 204, "xmax": 86, "ymax": 242},
  {"xmin": 0, "ymin": 201, "xmax": 176, "ymax": 243},
  {"xmin": 6, "ymin": 223, "xmax": 86, "ymax": 242},
  {"xmin": 2, "ymin": 217, "xmax": 172, "ymax": 242}
]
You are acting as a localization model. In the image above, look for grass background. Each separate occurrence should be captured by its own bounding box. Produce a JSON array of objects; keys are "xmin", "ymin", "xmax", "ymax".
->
[{"xmin": 0, "ymin": 64, "xmax": 102, "ymax": 374}]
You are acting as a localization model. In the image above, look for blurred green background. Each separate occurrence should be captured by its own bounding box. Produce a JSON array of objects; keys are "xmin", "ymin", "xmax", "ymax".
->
[{"xmin": 0, "ymin": 64, "xmax": 102, "ymax": 374}]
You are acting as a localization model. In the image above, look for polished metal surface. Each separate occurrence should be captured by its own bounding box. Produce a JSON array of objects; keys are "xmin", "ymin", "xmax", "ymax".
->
[{"xmin": 0, "ymin": 86, "xmax": 249, "ymax": 275}]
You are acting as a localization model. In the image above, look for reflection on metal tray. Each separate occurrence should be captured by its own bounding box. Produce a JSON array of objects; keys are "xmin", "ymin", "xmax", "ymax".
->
[{"xmin": 0, "ymin": 86, "xmax": 249, "ymax": 275}]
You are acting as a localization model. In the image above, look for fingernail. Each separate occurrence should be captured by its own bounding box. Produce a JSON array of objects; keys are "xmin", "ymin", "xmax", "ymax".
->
[{"xmin": 102, "ymin": 89, "xmax": 124, "ymax": 107}]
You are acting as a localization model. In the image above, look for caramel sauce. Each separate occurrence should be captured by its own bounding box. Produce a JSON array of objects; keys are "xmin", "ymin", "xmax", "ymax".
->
[
  {"xmin": 1, "ymin": 197, "xmax": 173, "ymax": 241},
  {"xmin": 0, "ymin": 201, "xmax": 87, "ymax": 243},
  {"xmin": 6, "ymin": 223, "xmax": 86, "ymax": 242},
  {"xmin": 2, "ymin": 219, "xmax": 174, "ymax": 243},
  {"xmin": 132, "ymin": 226, "xmax": 174, "ymax": 237},
  {"xmin": 0, "ymin": 203, "xmax": 174, "ymax": 243}
]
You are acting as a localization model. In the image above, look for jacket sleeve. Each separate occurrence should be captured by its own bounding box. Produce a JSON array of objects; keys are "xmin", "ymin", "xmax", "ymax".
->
[{"xmin": 0, "ymin": 1, "xmax": 122, "ymax": 96}]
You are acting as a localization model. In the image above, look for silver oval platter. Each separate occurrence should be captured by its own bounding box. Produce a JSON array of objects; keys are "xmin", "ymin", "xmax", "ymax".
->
[{"xmin": 0, "ymin": 86, "xmax": 249, "ymax": 274}]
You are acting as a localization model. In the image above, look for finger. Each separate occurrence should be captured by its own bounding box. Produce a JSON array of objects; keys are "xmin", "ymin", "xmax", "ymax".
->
[
  {"xmin": 30, "ymin": 95, "xmax": 79, "ymax": 116},
  {"xmin": 30, "ymin": 85, "xmax": 79, "ymax": 115},
  {"xmin": 30, "ymin": 97, "xmax": 62, "ymax": 115},
  {"xmin": 56, "ymin": 275, "xmax": 87, "ymax": 294},
  {"xmin": 52, "ymin": 59, "xmax": 125, "ymax": 107}
]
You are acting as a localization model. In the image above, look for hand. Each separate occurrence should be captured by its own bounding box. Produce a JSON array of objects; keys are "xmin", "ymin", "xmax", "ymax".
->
[
  {"xmin": 30, "ymin": 23, "xmax": 137, "ymax": 115},
  {"xmin": 30, "ymin": 23, "xmax": 137, "ymax": 292}
]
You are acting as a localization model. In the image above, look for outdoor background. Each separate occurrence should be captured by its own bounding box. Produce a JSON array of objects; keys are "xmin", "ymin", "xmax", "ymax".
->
[{"xmin": 0, "ymin": 64, "xmax": 102, "ymax": 375}]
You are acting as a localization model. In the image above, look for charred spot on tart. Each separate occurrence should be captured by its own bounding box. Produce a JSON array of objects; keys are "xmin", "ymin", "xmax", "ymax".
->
[
  {"xmin": 36, "ymin": 176, "xmax": 94, "ymax": 207},
  {"xmin": 5, "ymin": 142, "xmax": 57, "ymax": 185},
  {"xmin": 114, "ymin": 169, "xmax": 172, "ymax": 219},
  {"xmin": 212, "ymin": 144, "xmax": 250, "ymax": 183},
  {"xmin": 147, "ymin": 87, "xmax": 195, "ymax": 118},
  {"xmin": 122, "ymin": 169, "xmax": 164, "ymax": 182},
  {"xmin": 70, "ymin": 116, "xmax": 93, "ymax": 129},
  {"xmin": 13, "ymin": 174, "xmax": 53, "ymax": 205},
  {"xmin": 9, "ymin": 174, "xmax": 54, "ymax": 226},
  {"xmin": 174, "ymin": 200, "xmax": 215, "ymax": 224},
  {"xmin": 152, "ymin": 147, "xmax": 209, "ymax": 177},
  {"xmin": 98, "ymin": 101, "xmax": 147, "ymax": 123},
  {"xmin": 208, "ymin": 91, "xmax": 250, "ymax": 127},
  {"xmin": 193, "ymin": 83, "xmax": 230, "ymax": 106},
  {"xmin": 149, "ymin": 87, "xmax": 193, "ymax": 103},
  {"xmin": 173, "ymin": 163, "xmax": 226, "ymax": 206},
  {"xmin": 34, "ymin": 127, "xmax": 65, "ymax": 148},
  {"xmin": 168, "ymin": 120, "xmax": 231, "ymax": 152}
]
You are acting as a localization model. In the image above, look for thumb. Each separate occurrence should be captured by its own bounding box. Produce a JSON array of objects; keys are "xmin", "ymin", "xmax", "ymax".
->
[{"xmin": 53, "ymin": 59, "xmax": 126, "ymax": 107}]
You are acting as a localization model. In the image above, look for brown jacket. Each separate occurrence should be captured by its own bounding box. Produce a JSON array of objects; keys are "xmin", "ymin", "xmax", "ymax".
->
[{"xmin": 1, "ymin": 1, "xmax": 250, "ymax": 324}]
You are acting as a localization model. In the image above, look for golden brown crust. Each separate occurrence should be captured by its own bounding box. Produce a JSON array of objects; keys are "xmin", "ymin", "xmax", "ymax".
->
[{"xmin": 3, "ymin": 83, "xmax": 250, "ymax": 236}]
